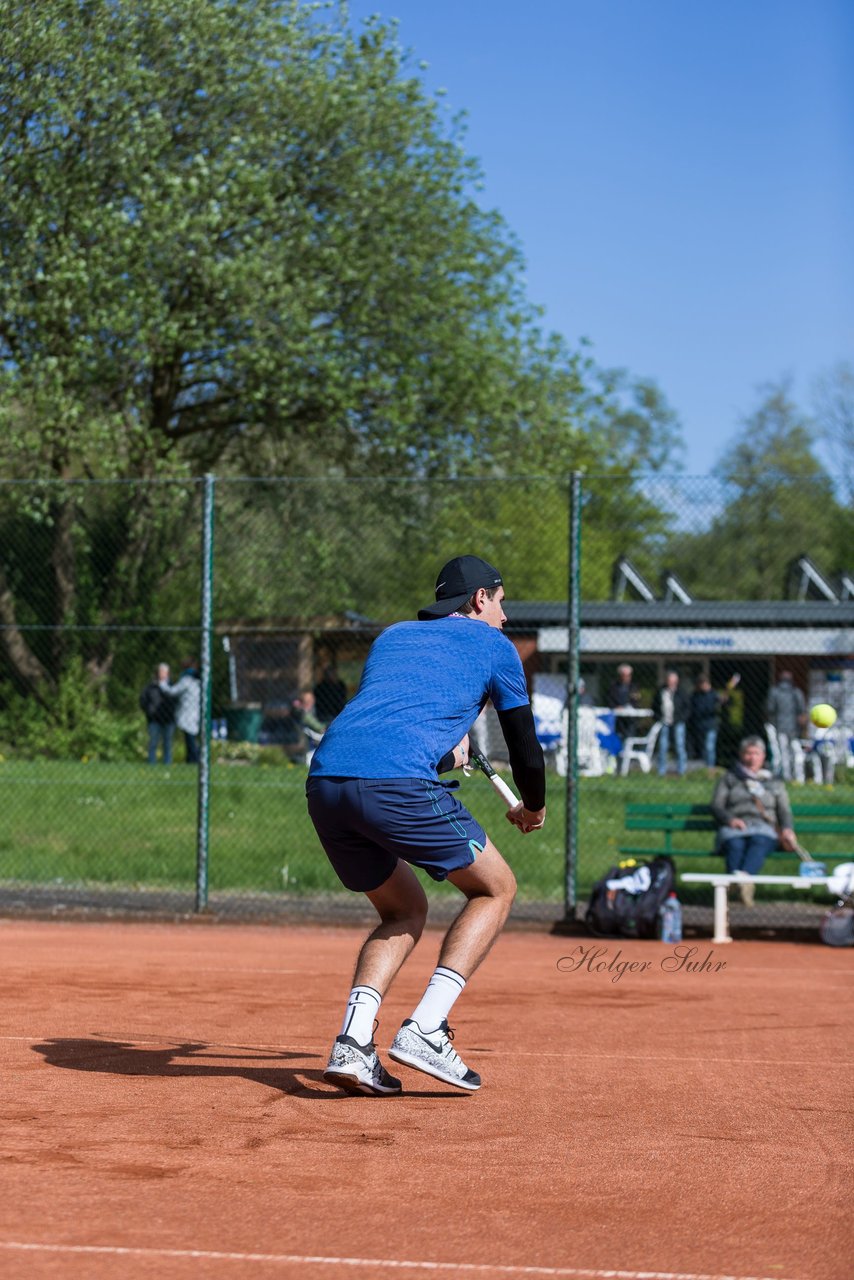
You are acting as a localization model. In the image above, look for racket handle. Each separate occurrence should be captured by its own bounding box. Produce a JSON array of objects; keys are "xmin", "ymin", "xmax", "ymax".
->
[
  {"xmin": 489, "ymin": 772, "xmax": 519, "ymax": 810},
  {"xmin": 468, "ymin": 750, "xmax": 520, "ymax": 810}
]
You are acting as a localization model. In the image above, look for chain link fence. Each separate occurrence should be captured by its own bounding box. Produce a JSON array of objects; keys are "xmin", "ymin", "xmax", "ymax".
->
[
  {"xmin": 568, "ymin": 475, "xmax": 853, "ymax": 939},
  {"xmin": 0, "ymin": 474, "xmax": 851, "ymax": 935},
  {"xmin": 0, "ymin": 478, "xmax": 203, "ymax": 914}
]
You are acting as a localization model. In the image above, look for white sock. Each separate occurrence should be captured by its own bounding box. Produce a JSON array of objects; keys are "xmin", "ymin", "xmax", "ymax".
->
[
  {"xmin": 339, "ymin": 985, "xmax": 381, "ymax": 1046},
  {"xmin": 410, "ymin": 966, "xmax": 466, "ymax": 1033}
]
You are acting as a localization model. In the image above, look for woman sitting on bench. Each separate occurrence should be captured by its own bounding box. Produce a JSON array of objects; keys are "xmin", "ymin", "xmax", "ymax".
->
[{"xmin": 711, "ymin": 736, "xmax": 798, "ymax": 905}]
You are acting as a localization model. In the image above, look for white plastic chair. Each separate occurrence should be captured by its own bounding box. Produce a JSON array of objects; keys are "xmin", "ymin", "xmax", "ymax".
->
[
  {"xmin": 790, "ymin": 738, "xmax": 810, "ymax": 784},
  {"xmin": 796, "ymin": 738, "xmax": 829, "ymax": 784},
  {"xmin": 576, "ymin": 705, "xmax": 602, "ymax": 777},
  {"xmin": 765, "ymin": 723, "xmax": 819, "ymax": 783},
  {"xmin": 803, "ymin": 727, "xmax": 844, "ymax": 785},
  {"xmin": 763, "ymin": 723, "xmax": 782, "ymax": 776},
  {"xmin": 620, "ymin": 720, "xmax": 661, "ymax": 776}
]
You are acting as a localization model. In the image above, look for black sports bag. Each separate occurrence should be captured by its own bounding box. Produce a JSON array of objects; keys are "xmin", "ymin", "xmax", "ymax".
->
[{"xmin": 585, "ymin": 856, "xmax": 676, "ymax": 940}]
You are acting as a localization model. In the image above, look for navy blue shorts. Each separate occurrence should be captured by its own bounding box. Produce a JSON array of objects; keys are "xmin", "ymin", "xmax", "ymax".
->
[{"xmin": 305, "ymin": 776, "xmax": 487, "ymax": 893}]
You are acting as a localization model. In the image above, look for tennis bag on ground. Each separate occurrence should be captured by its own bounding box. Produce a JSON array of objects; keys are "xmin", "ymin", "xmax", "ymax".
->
[
  {"xmin": 586, "ymin": 856, "xmax": 676, "ymax": 940},
  {"xmin": 819, "ymin": 862, "xmax": 854, "ymax": 947},
  {"xmin": 819, "ymin": 906, "xmax": 854, "ymax": 948}
]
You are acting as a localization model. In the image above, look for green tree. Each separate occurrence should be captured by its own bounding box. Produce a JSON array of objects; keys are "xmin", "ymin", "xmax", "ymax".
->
[
  {"xmin": 1, "ymin": 0, "xmax": 589, "ymax": 480},
  {"xmin": 812, "ymin": 361, "xmax": 854, "ymax": 505},
  {"xmin": 0, "ymin": 0, "xmax": 683, "ymax": 699},
  {"xmin": 666, "ymin": 382, "xmax": 844, "ymax": 599}
]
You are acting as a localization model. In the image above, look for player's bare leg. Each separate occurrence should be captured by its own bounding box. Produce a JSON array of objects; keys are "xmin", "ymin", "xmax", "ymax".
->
[
  {"xmin": 439, "ymin": 838, "xmax": 517, "ymax": 976},
  {"xmin": 354, "ymin": 859, "xmax": 429, "ymax": 993},
  {"xmin": 323, "ymin": 860, "xmax": 427, "ymax": 1096},
  {"xmin": 389, "ymin": 838, "xmax": 516, "ymax": 1091}
]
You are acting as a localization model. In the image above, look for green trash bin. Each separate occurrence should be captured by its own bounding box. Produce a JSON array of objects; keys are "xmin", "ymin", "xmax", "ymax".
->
[{"xmin": 225, "ymin": 703, "xmax": 263, "ymax": 743}]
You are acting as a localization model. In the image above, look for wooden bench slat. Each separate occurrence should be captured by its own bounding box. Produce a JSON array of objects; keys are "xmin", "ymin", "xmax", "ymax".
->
[
  {"xmin": 793, "ymin": 820, "xmax": 854, "ymax": 834},
  {"xmin": 618, "ymin": 846, "xmax": 714, "ymax": 859},
  {"xmin": 626, "ymin": 804, "xmax": 708, "ymax": 815},
  {"xmin": 626, "ymin": 817, "xmax": 854, "ymax": 835},
  {"xmin": 626, "ymin": 818, "xmax": 716, "ymax": 832},
  {"xmin": 618, "ymin": 846, "xmax": 853, "ymax": 861},
  {"xmin": 626, "ymin": 802, "xmax": 854, "ymax": 819},
  {"xmin": 791, "ymin": 806, "xmax": 854, "ymax": 818}
]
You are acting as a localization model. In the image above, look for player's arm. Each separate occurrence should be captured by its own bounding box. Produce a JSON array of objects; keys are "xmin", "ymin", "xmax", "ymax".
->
[
  {"xmin": 437, "ymin": 733, "xmax": 470, "ymax": 773},
  {"xmin": 496, "ymin": 704, "xmax": 546, "ymax": 831}
]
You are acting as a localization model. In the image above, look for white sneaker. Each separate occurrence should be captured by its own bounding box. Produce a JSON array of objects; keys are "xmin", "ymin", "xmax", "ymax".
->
[
  {"xmin": 389, "ymin": 1019, "xmax": 481, "ymax": 1091},
  {"xmin": 323, "ymin": 1035, "xmax": 402, "ymax": 1096}
]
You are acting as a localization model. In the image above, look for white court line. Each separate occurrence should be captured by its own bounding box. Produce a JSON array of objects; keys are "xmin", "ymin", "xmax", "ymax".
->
[
  {"xmin": 0, "ymin": 1242, "xmax": 798, "ymax": 1280},
  {"xmin": 2, "ymin": 957, "xmax": 851, "ymax": 977},
  {"xmin": 0, "ymin": 966, "xmax": 307, "ymax": 976}
]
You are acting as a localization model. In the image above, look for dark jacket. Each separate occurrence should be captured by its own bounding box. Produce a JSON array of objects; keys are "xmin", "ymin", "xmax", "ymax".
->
[
  {"xmin": 140, "ymin": 681, "xmax": 175, "ymax": 726},
  {"xmin": 689, "ymin": 688, "xmax": 721, "ymax": 732},
  {"xmin": 652, "ymin": 685, "xmax": 690, "ymax": 725},
  {"xmin": 607, "ymin": 680, "xmax": 640, "ymax": 710},
  {"xmin": 313, "ymin": 675, "xmax": 348, "ymax": 723}
]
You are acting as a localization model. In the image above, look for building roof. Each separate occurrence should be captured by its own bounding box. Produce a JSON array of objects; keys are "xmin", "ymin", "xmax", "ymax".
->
[{"xmin": 504, "ymin": 600, "xmax": 854, "ymax": 629}]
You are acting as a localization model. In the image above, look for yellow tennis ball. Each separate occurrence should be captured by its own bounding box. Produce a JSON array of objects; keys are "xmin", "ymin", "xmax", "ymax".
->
[{"xmin": 810, "ymin": 703, "xmax": 837, "ymax": 729}]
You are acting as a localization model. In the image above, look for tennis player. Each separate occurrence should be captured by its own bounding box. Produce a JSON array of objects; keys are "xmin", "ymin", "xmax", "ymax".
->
[{"xmin": 306, "ymin": 555, "xmax": 546, "ymax": 1095}]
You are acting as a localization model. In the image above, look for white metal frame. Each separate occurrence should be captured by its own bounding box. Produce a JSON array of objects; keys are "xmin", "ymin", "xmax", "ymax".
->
[{"xmin": 680, "ymin": 872, "xmax": 832, "ymax": 944}]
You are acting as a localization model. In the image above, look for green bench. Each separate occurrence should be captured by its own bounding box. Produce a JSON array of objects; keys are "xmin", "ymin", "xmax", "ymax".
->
[{"xmin": 619, "ymin": 803, "xmax": 854, "ymax": 865}]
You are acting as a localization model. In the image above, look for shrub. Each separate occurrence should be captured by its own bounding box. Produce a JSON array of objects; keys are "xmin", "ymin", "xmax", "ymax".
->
[{"xmin": 0, "ymin": 660, "xmax": 141, "ymax": 761}]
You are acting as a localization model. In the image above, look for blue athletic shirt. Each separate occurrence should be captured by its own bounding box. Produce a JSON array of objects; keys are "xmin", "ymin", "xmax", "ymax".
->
[{"xmin": 308, "ymin": 617, "xmax": 530, "ymax": 780}]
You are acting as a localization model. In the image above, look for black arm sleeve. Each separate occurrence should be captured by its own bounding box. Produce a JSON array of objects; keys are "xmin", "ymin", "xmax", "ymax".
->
[
  {"xmin": 496, "ymin": 704, "xmax": 546, "ymax": 811},
  {"xmin": 436, "ymin": 749, "xmax": 456, "ymax": 774}
]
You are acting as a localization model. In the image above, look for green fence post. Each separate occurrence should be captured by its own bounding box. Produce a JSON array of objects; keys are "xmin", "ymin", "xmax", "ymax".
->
[
  {"xmin": 195, "ymin": 474, "xmax": 215, "ymax": 913},
  {"xmin": 563, "ymin": 471, "xmax": 582, "ymax": 921}
]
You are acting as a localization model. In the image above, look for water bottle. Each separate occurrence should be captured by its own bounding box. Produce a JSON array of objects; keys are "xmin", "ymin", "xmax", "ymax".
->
[{"xmin": 658, "ymin": 892, "xmax": 683, "ymax": 943}]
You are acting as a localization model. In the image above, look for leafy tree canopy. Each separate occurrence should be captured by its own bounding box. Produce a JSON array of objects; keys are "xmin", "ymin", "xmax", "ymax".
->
[
  {"xmin": 665, "ymin": 382, "xmax": 846, "ymax": 599},
  {"xmin": 0, "ymin": 0, "xmax": 681, "ymax": 482},
  {"xmin": 0, "ymin": 0, "xmax": 684, "ymax": 703},
  {"xmin": 812, "ymin": 360, "xmax": 854, "ymax": 505}
]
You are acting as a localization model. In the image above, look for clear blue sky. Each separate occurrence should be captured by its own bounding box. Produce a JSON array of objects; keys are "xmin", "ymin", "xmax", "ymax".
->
[{"xmin": 345, "ymin": 0, "xmax": 853, "ymax": 475}]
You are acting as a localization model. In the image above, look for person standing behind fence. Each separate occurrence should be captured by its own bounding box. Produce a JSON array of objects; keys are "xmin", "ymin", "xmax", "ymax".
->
[
  {"xmin": 294, "ymin": 689, "xmax": 326, "ymax": 738},
  {"xmin": 284, "ymin": 690, "xmax": 327, "ymax": 763},
  {"xmin": 689, "ymin": 673, "xmax": 739, "ymax": 774},
  {"xmin": 607, "ymin": 663, "xmax": 641, "ymax": 744},
  {"xmin": 167, "ymin": 658, "xmax": 201, "ymax": 764},
  {"xmin": 313, "ymin": 664, "xmax": 348, "ymax": 725},
  {"xmin": 653, "ymin": 670, "xmax": 690, "ymax": 777},
  {"xmin": 140, "ymin": 663, "xmax": 175, "ymax": 765},
  {"xmin": 765, "ymin": 670, "xmax": 806, "ymax": 781}
]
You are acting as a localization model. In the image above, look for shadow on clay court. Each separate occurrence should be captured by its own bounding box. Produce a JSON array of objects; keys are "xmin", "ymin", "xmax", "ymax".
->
[{"xmin": 31, "ymin": 1038, "xmax": 467, "ymax": 1100}]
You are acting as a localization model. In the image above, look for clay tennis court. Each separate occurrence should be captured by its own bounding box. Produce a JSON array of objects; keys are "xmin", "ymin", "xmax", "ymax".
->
[{"xmin": 1, "ymin": 917, "xmax": 851, "ymax": 1280}]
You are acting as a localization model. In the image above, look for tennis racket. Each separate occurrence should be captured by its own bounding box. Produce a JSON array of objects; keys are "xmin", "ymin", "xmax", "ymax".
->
[{"xmin": 467, "ymin": 750, "xmax": 519, "ymax": 809}]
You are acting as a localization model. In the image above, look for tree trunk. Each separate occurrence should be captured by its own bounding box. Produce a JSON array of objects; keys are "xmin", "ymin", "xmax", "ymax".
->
[
  {"xmin": 0, "ymin": 562, "xmax": 54, "ymax": 701},
  {"xmin": 50, "ymin": 494, "xmax": 77, "ymax": 669}
]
